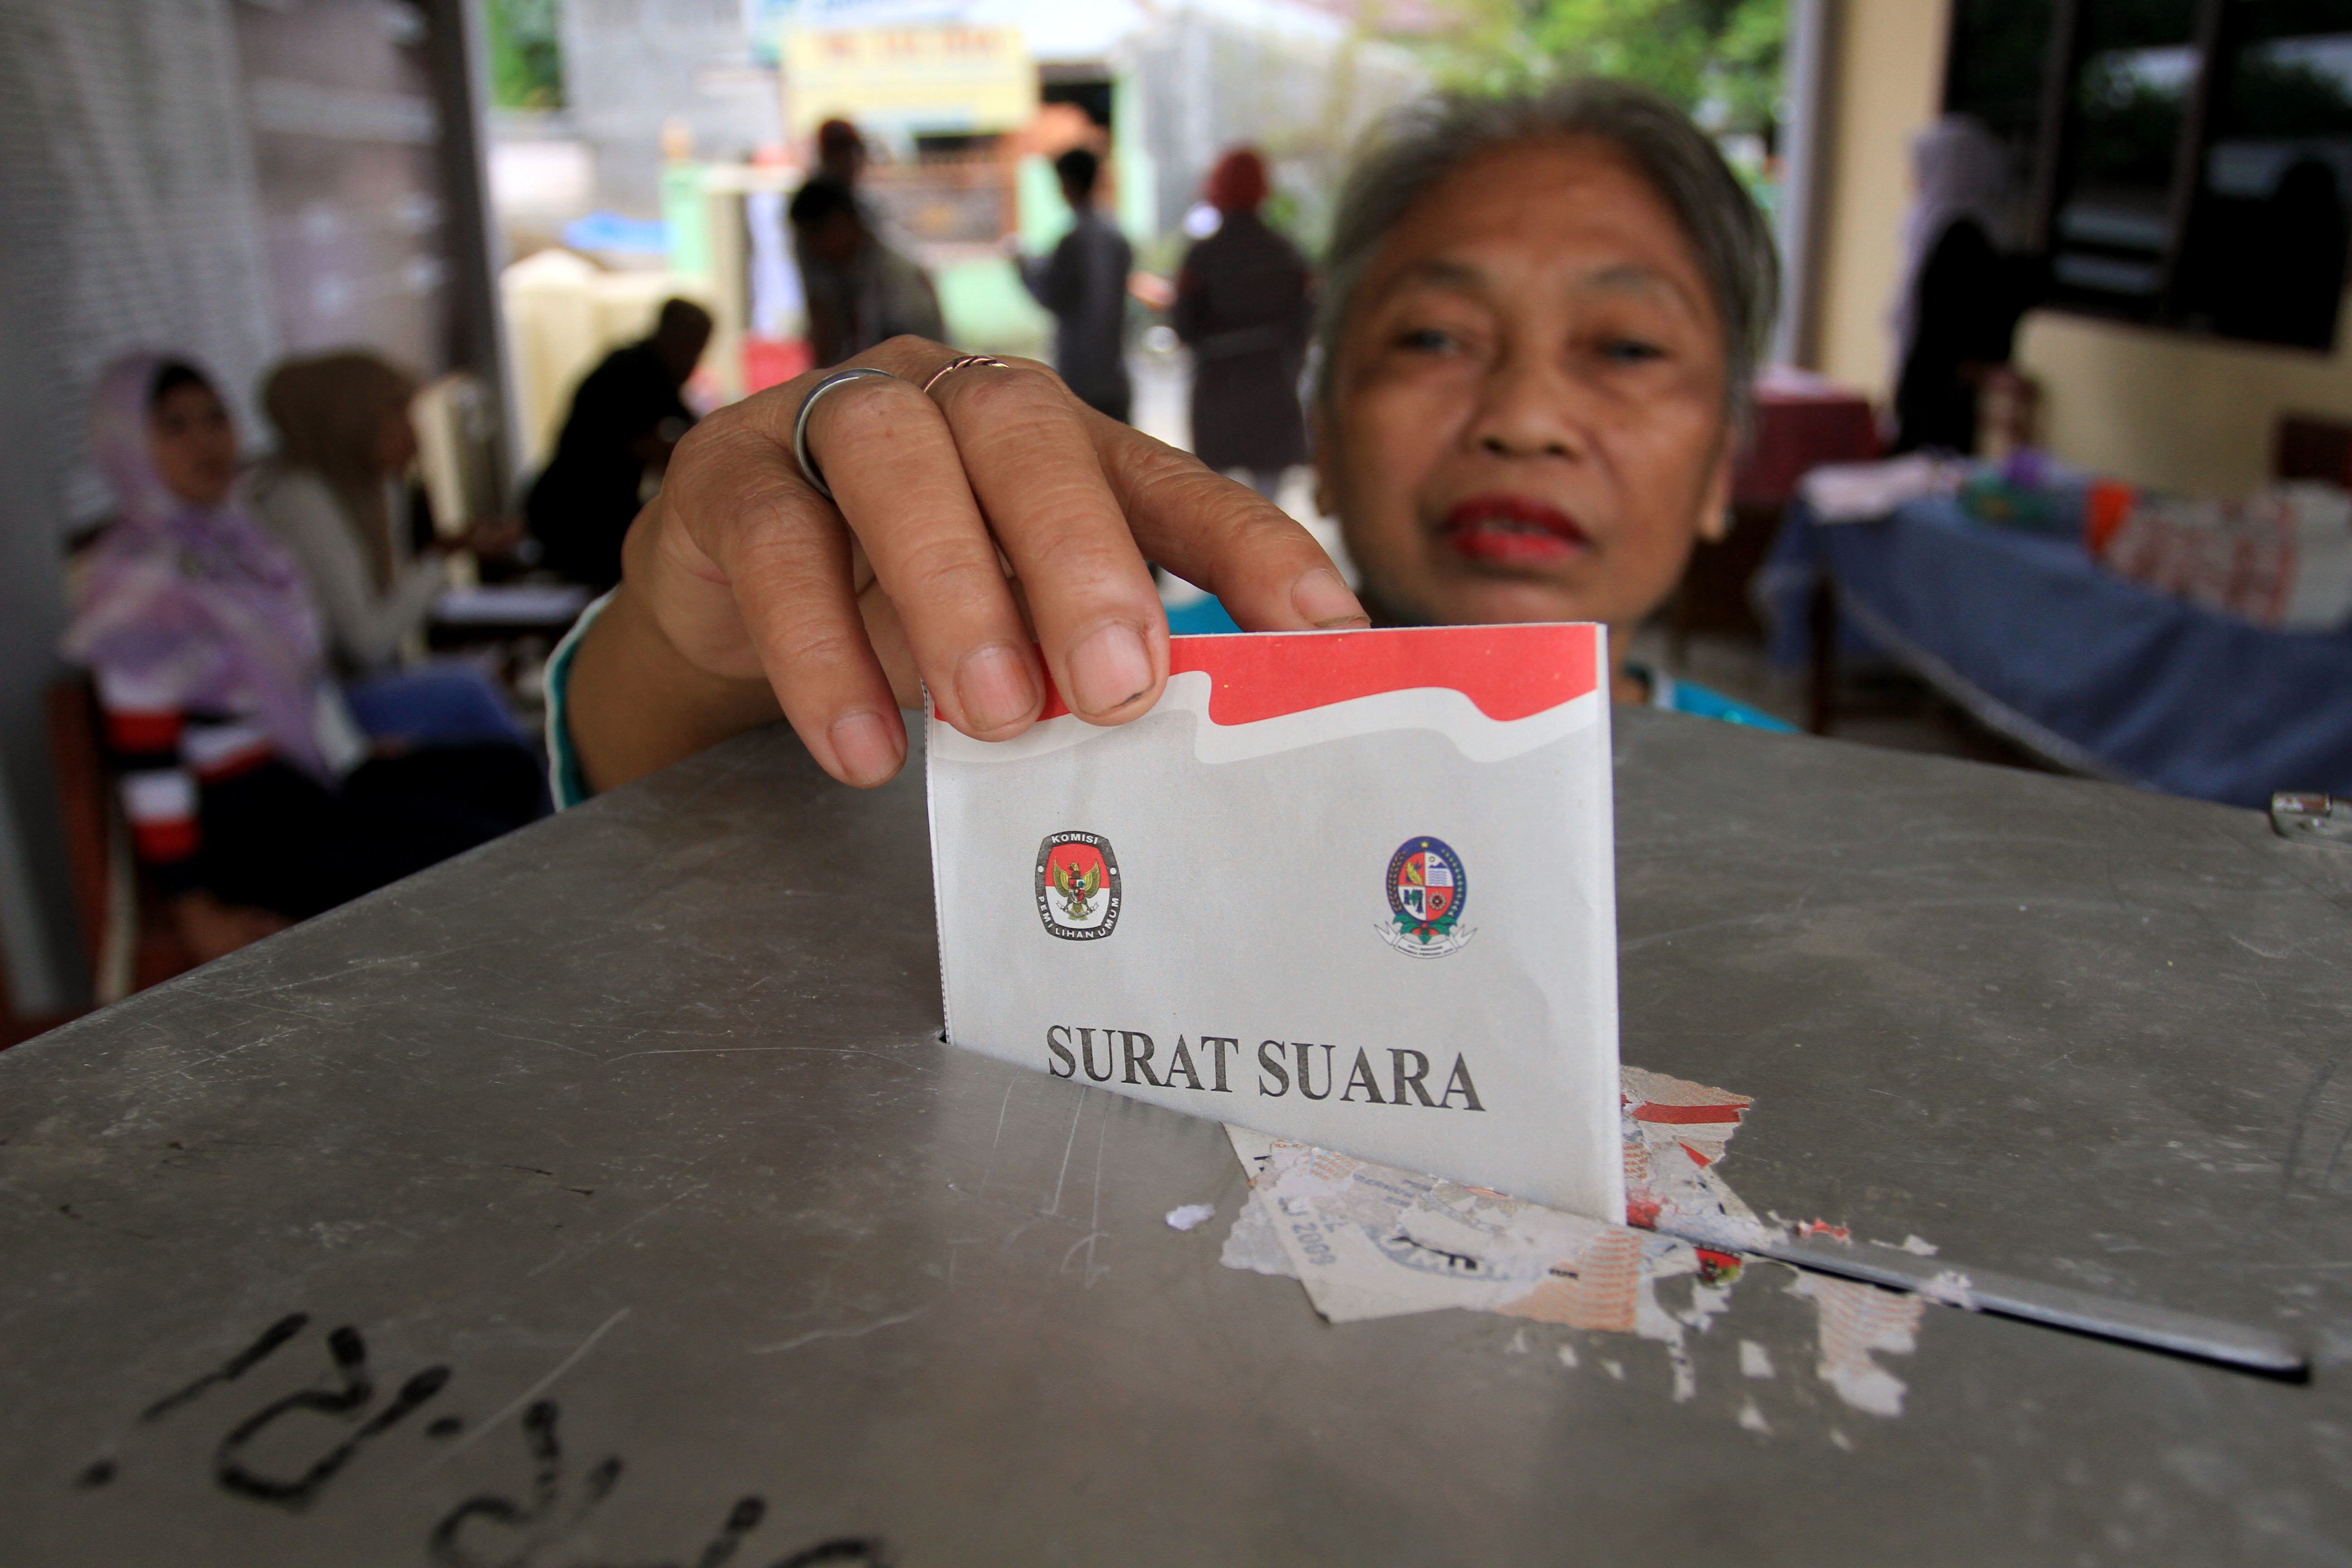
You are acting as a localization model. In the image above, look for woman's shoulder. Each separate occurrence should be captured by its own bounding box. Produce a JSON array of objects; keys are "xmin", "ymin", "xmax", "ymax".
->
[
  {"xmin": 1634, "ymin": 662, "xmax": 1797, "ymax": 733},
  {"xmin": 245, "ymin": 464, "xmax": 346, "ymax": 543},
  {"xmin": 246, "ymin": 461, "xmax": 335, "ymax": 513}
]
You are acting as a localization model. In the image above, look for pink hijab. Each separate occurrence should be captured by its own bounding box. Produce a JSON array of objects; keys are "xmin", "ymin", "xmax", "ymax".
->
[{"xmin": 60, "ymin": 353, "xmax": 336, "ymax": 779}]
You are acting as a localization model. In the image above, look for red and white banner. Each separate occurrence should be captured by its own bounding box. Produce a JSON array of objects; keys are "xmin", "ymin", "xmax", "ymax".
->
[{"xmin": 928, "ymin": 623, "xmax": 1624, "ymax": 1221}]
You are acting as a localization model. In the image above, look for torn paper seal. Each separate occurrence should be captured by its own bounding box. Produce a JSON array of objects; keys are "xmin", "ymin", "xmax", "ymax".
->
[{"xmin": 1223, "ymin": 1066, "xmax": 1928, "ymax": 1421}]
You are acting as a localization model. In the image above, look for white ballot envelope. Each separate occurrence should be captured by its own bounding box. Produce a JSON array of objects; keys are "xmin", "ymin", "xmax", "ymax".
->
[{"xmin": 926, "ymin": 624, "xmax": 1625, "ymax": 1221}]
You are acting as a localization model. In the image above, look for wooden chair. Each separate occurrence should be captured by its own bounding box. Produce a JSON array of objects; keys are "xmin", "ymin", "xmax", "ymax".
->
[{"xmin": 46, "ymin": 677, "xmax": 196, "ymax": 1006}]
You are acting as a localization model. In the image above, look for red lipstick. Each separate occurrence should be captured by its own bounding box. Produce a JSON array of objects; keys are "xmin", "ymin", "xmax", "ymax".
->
[{"xmin": 1439, "ymin": 494, "xmax": 1591, "ymax": 564}]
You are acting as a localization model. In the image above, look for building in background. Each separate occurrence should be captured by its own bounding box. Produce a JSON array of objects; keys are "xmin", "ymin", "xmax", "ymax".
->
[{"xmin": 484, "ymin": 0, "xmax": 1426, "ymax": 469}]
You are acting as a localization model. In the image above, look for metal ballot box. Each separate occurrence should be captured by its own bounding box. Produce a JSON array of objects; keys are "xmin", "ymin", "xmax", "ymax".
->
[{"xmin": 2, "ymin": 709, "xmax": 2347, "ymax": 1565}]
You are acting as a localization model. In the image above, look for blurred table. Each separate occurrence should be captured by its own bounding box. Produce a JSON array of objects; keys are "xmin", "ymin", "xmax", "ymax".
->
[
  {"xmin": 424, "ymin": 583, "xmax": 593, "ymax": 652},
  {"xmin": 4, "ymin": 711, "xmax": 2350, "ymax": 1564},
  {"xmin": 1675, "ymin": 368, "xmax": 1880, "ymax": 646},
  {"xmin": 1760, "ymin": 494, "xmax": 2352, "ymax": 805}
]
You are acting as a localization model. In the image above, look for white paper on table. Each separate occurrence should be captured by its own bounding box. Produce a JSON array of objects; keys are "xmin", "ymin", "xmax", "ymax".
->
[{"xmin": 926, "ymin": 624, "xmax": 1625, "ymax": 1222}]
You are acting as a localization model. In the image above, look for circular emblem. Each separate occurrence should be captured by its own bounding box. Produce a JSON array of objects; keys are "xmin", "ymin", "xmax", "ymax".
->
[
  {"xmin": 1036, "ymin": 831, "xmax": 1121, "ymax": 940},
  {"xmin": 1381, "ymin": 836, "xmax": 1473, "ymax": 958}
]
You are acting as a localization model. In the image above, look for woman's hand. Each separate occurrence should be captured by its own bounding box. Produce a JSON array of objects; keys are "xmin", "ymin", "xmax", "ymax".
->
[{"xmin": 568, "ymin": 337, "xmax": 1366, "ymax": 793}]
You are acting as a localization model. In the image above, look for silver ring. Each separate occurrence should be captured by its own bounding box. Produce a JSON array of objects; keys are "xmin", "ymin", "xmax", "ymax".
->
[{"xmin": 792, "ymin": 366, "xmax": 899, "ymax": 502}]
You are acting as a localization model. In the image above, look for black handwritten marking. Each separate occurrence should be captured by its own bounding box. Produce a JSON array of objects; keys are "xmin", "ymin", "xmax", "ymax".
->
[
  {"xmin": 215, "ymin": 1326, "xmax": 450, "ymax": 1509},
  {"xmin": 768, "ymin": 1539, "xmax": 895, "ymax": 1568},
  {"xmin": 569, "ymin": 1494, "xmax": 771, "ymax": 1568},
  {"xmin": 74, "ymin": 1459, "xmax": 117, "ymax": 1489},
  {"xmin": 141, "ymin": 1313, "xmax": 310, "ymax": 1423},
  {"xmin": 697, "ymin": 1497, "xmax": 766, "ymax": 1566},
  {"xmin": 427, "ymin": 1415, "xmax": 465, "ymax": 1439},
  {"xmin": 428, "ymin": 1400, "xmax": 622, "ymax": 1568}
]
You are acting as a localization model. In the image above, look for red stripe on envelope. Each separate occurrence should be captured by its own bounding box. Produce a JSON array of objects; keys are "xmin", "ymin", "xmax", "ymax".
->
[
  {"xmin": 1036, "ymin": 624, "xmax": 1599, "ymax": 724},
  {"xmin": 1632, "ymin": 1102, "xmax": 1746, "ymax": 1124}
]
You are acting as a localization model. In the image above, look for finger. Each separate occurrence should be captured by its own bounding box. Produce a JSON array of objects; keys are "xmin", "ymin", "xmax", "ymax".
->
[
  {"xmin": 930, "ymin": 360, "xmax": 1169, "ymax": 725},
  {"xmin": 653, "ymin": 418, "xmax": 907, "ymax": 786},
  {"xmin": 810, "ymin": 371, "xmax": 1049, "ymax": 739},
  {"xmin": 1094, "ymin": 416, "xmax": 1369, "ymax": 631},
  {"xmin": 855, "ymin": 574, "xmax": 923, "ymax": 710}
]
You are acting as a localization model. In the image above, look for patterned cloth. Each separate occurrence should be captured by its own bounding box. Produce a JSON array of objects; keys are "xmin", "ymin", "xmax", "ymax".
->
[{"xmin": 2091, "ymin": 482, "xmax": 2352, "ymax": 632}]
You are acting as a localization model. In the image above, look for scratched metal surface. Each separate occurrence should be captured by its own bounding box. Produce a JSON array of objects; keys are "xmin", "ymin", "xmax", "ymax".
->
[{"xmin": 2, "ymin": 707, "xmax": 2349, "ymax": 1565}]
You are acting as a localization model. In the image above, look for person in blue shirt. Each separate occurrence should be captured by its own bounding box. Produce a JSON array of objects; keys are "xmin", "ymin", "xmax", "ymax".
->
[{"xmin": 552, "ymin": 80, "xmax": 1794, "ymax": 797}]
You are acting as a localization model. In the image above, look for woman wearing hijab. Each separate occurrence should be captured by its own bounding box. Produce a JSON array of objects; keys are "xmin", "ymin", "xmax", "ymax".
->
[
  {"xmin": 250, "ymin": 350, "xmax": 526, "ymax": 748},
  {"xmin": 250, "ymin": 351, "xmax": 520, "ymax": 673},
  {"xmin": 1172, "ymin": 147, "xmax": 1313, "ymax": 500},
  {"xmin": 62, "ymin": 354, "xmax": 543, "ymax": 962},
  {"xmin": 1888, "ymin": 114, "xmax": 2030, "ymax": 455}
]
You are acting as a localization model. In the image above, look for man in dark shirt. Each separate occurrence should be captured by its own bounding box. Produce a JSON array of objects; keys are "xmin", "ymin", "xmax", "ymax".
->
[
  {"xmin": 1015, "ymin": 148, "xmax": 1133, "ymax": 422},
  {"xmin": 526, "ymin": 298, "xmax": 711, "ymax": 591}
]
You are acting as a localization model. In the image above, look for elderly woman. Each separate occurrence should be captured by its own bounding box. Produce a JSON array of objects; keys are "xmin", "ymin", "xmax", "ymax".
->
[{"xmin": 556, "ymin": 81, "xmax": 1779, "ymax": 799}]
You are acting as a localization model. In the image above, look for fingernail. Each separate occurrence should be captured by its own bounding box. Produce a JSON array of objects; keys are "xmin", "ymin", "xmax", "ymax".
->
[
  {"xmin": 955, "ymin": 642, "xmax": 1040, "ymax": 733},
  {"xmin": 1067, "ymin": 622, "xmax": 1154, "ymax": 717},
  {"xmin": 1291, "ymin": 567, "xmax": 1369, "ymax": 628},
  {"xmin": 828, "ymin": 710, "xmax": 903, "ymax": 786}
]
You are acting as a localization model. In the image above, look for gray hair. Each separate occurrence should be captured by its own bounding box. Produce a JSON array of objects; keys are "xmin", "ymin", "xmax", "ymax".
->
[{"xmin": 1316, "ymin": 80, "xmax": 1779, "ymax": 423}]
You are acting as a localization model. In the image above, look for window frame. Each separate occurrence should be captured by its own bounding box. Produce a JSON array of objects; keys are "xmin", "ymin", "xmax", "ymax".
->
[{"xmin": 1949, "ymin": 0, "xmax": 2349, "ymax": 351}]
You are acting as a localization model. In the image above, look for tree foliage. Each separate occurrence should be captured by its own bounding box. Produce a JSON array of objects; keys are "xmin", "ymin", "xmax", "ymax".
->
[
  {"xmin": 1419, "ymin": 0, "xmax": 1787, "ymax": 135},
  {"xmin": 488, "ymin": 0, "xmax": 564, "ymax": 112}
]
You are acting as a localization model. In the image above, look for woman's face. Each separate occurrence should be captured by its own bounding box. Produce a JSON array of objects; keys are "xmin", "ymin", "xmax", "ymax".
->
[
  {"xmin": 1318, "ymin": 137, "xmax": 1734, "ymax": 633},
  {"xmin": 374, "ymin": 405, "xmax": 420, "ymax": 475},
  {"xmin": 149, "ymin": 381, "xmax": 238, "ymax": 508}
]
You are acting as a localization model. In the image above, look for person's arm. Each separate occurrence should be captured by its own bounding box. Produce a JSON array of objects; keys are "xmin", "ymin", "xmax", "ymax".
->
[
  {"xmin": 1170, "ymin": 261, "xmax": 1208, "ymax": 345},
  {"xmin": 1034, "ymin": 231, "xmax": 1085, "ymax": 314},
  {"xmin": 1015, "ymin": 247, "xmax": 1055, "ymax": 309},
  {"xmin": 564, "ymin": 335, "xmax": 1366, "ymax": 795}
]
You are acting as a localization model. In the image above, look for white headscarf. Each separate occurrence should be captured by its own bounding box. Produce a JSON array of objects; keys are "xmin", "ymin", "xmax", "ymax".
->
[{"xmin": 1889, "ymin": 114, "xmax": 2014, "ymax": 376}]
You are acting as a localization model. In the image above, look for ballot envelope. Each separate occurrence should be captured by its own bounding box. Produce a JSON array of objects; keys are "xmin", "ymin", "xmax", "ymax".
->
[{"xmin": 926, "ymin": 623, "xmax": 1625, "ymax": 1222}]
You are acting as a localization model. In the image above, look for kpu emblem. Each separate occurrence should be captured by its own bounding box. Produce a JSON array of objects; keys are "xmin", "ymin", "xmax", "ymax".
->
[
  {"xmin": 1037, "ymin": 831, "xmax": 1121, "ymax": 940},
  {"xmin": 1380, "ymin": 835, "xmax": 1473, "ymax": 958}
]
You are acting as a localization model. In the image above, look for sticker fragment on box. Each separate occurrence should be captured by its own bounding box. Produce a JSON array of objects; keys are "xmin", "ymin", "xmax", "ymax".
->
[{"xmin": 1220, "ymin": 1067, "xmax": 1928, "ymax": 1421}]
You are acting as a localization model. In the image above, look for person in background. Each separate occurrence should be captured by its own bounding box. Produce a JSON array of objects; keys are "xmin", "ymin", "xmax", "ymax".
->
[
  {"xmin": 1889, "ymin": 114, "xmax": 2027, "ymax": 456},
  {"xmin": 251, "ymin": 351, "xmax": 530, "ymax": 749},
  {"xmin": 1172, "ymin": 147, "xmax": 1313, "ymax": 500},
  {"xmin": 815, "ymin": 116, "xmax": 868, "ymax": 190},
  {"xmin": 549, "ymin": 78, "xmax": 1788, "ymax": 804},
  {"xmin": 250, "ymin": 352, "xmax": 515, "ymax": 674},
  {"xmin": 1014, "ymin": 147, "xmax": 1133, "ymax": 422},
  {"xmin": 62, "ymin": 355, "xmax": 543, "ymax": 962},
  {"xmin": 527, "ymin": 298, "xmax": 712, "ymax": 592},
  {"xmin": 789, "ymin": 176, "xmax": 945, "ymax": 368}
]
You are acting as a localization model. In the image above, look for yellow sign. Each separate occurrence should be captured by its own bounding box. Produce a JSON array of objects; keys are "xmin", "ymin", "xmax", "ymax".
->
[{"xmin": 785, "ymin": 25, "xmax": 1035, "ymax": 140}]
